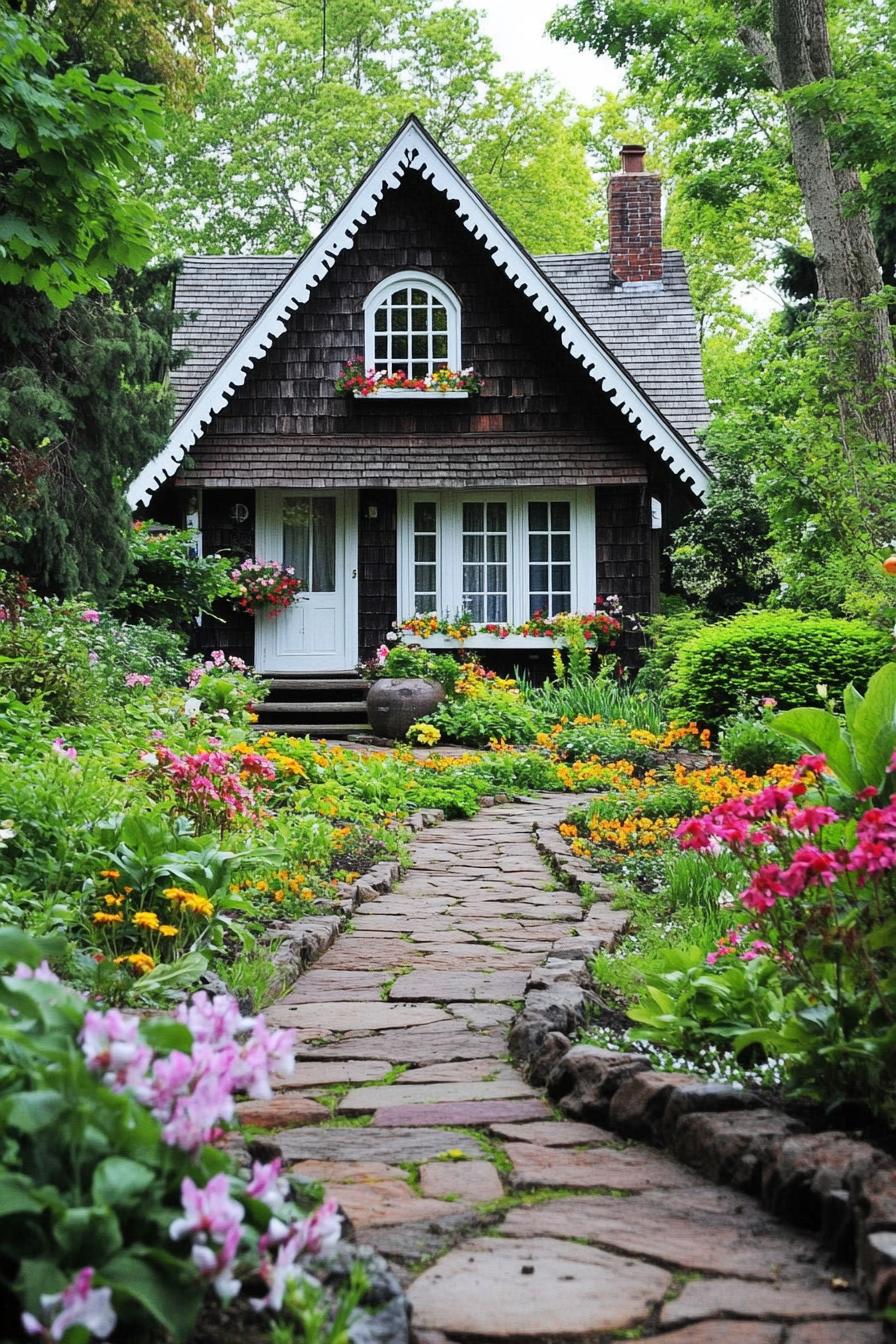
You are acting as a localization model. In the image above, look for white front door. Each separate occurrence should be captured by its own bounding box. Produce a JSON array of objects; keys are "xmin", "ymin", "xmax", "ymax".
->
[{"xmin": 255, "ymin": 490, "xmax": 357, "ymax": 672}]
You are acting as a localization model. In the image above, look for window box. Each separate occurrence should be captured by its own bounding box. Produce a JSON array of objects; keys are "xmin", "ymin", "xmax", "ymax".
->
[
  {"xmin": 352, "ymin": 389, "xmax": 470, "ymax": 400},
  {"xmin": 400, "ymin": 632, "xmax": 561, "ymax": 649}
]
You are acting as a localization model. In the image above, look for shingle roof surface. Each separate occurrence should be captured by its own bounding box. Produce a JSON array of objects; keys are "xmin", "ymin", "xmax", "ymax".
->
[{"xmin": 170, "ymin": 248, "xmax": 710, "ymax": 450}]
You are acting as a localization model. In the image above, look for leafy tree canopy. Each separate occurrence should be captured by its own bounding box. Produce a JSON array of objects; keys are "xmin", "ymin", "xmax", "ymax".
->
[
  {"xmin": 0, "ymin": 10, "xmax": 163, "ymax": 305},
  {"xmin": 147, "ymin": 0, "xmax": 601, "ymax": 257},
  {"xmin": 17, "ymin": 0, "xmax": 225, "ymax": 105}
]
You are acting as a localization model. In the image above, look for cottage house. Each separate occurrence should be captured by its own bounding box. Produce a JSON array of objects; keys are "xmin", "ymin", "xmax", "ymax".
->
[{"xmin": 132, "ymin": 118, "xmax": 710, "ymax": 729}]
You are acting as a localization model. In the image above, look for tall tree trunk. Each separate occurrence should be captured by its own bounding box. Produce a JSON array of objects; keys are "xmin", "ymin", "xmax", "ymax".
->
[{"xmin": 742, "ymin": 0, "xmax": 896, "ymax": 452}]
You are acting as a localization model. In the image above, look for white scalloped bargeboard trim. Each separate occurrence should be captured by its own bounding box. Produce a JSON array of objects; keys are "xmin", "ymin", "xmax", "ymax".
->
[{"xmin": 127, "ymin": 123, "xmax": 711, "ymax": 508}]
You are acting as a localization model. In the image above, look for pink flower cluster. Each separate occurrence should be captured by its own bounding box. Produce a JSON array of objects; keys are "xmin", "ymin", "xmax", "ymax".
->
[
  {"xmin": 124, "ymin": 672, "xmax": 152, "ymax": 688},
  {"xmin": 675, "ymin": 752, "xmax": 896, "ymax": 930},
  {"xmin": 80, "ymin": 991, "xmax": 295, "ymax": 1151},
  {"xmin": 170, "ymin": 1161, "xmax": 341, "ymax": 1309},
  {"xmin": 187, "ymin": 649, "xmax": 249, "ymax": 688},
  {"xmin": 23, "ymin": 1267, "xmax": 115, "ymax": 1341},
  {"xmin": 140, "ymin": 742, "xmax": 276, "ymax": 829},
  {"xmin": 51, "ymin": 737, "xmax": 77, "ymax": 761}
]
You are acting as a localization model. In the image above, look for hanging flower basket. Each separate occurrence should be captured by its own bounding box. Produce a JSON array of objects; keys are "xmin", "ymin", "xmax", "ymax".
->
[{"xmin": 229, "ymin": 560, "xmax": 304, "ymax": 616}]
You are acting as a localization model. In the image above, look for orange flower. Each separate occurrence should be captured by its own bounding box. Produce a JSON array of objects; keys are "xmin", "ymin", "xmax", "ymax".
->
[
  {"xmin": 114, "ymin": 952, "xmax": 155, "ymax": 975},
  {"xmin": 98, "ymin": 869, "xmax": 120, "ymax": 880},
  {"xmin": 92, "ymin": 911, "xmax": 124, "ymax": 925}
]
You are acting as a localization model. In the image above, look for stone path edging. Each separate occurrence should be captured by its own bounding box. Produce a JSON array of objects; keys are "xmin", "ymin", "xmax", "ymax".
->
[{"xmin": 525, "ymin": 819, "xmax": 896, "ymax": 1328}]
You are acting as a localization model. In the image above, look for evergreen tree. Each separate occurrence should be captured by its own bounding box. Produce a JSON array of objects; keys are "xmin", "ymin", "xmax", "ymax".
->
[{"xmin": 0, "ymin": 266, "xmax": 178, "ymax": 598}]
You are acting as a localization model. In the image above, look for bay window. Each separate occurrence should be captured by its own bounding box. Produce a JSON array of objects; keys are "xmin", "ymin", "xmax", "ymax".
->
[{"xmin": 398, "ymin": 488, "xmax": 595, "ymax": 628}]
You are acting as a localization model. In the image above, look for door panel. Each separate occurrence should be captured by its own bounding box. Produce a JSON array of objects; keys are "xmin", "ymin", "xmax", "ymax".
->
[{"xmin": 256, "ymin": 491, "xmax": 357, "ymax": 672}]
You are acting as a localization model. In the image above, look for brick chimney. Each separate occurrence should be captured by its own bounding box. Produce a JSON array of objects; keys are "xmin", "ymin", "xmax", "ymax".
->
[{"xmin": 608, "ymin": 144, "xmax": 662, "ymax": 284}]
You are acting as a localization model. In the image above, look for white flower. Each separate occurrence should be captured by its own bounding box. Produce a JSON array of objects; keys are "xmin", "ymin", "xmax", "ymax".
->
[{"xmin": 184, "ymin": 697, "xmax": 202, "ymax": 717}]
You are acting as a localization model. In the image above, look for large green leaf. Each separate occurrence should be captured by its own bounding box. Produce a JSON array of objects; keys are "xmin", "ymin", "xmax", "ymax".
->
[
  {"xmin": 0, "ymin": 928, "xmax": 67, "ymax": 969},
  {"xmin": 849, "ymin": 663, "xmax": 896, "ymax": 787},
  {"xmin": 771, "ymin": 707, "xmax": 862, "ymax": 792},
  {"xmin": 54, "ymin": 1207, "xmax": 122, "ymax": 1263},
  {"xmin": 6, "ymin": 1090, "xmax": 67, "ymax": 1134},
  {"xmin": 91, "ymin": 1158, "xmax": 155, "ymax": 1209},
  {"xmin": 0, "ymin": 1172, "xmax": 43, "ymax": 1218},
  {"xmin": 103, "ymin": 1251, "xmax": 201, "ymax": 1343}
]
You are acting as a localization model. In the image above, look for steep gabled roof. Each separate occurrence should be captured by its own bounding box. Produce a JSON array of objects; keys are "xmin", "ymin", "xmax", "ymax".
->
[{"xmin": 129, "ymin": 117, "xmax": 712, "ymax": 507}]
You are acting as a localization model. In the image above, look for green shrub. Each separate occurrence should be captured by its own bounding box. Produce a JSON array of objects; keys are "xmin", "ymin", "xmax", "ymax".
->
[
  {"xmin": 0, "ymin": 619, "xmax": 99, "ymax": 723},
  {"xmin": 551, "ymin": 722, "xmax": 651, "ymax": 765},
  {"xmin": 113, "ymin": 524, "xmax": 237, "ymax": 626},
  {"xmin": 635, "ymin": 606, "xmax": 709, "ymax": 696},
  {"xmin": 376, "ymin": 644, "xmax": 460, "ymax": 694},
  {"xmin": 425, "ymin": 692, "xmax": 540, "ymax": 746},
  {"xmin": 667, "ymin": 611, "xmax": 892, "ymax": 726},
  {"xmin": 718, "ymin": 714, "xmax": 800, "ymax": 775}
]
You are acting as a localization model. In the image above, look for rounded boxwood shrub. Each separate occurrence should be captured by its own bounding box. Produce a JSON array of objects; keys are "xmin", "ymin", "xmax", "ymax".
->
[{"xmin": 667, "ymin": 612, "xmax": 892, "ymax": 727}]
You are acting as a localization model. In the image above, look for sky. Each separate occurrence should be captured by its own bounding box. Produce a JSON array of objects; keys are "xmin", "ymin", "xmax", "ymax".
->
[{"xmin": 476, "ymin": 0, "xmax": 624, "ymax": 103}]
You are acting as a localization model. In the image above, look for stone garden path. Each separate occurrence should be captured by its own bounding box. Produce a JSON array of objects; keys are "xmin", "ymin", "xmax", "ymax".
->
[{"xmin": 256, "ymin": 797, "xmax": 884, "ymax": 1342}]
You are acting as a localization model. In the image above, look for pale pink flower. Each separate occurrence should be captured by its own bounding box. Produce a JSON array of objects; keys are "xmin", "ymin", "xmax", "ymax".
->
[
  {"xmin": 22, "ymin": 1267, "xmax": 115, "ymax": 1340},
  {"xmin": 80, "ymin": 609, "xmax": 101, "ymax": 624},
  {"xmin": 13, "ymin": 960, "xmax": 60, "ymax": 983}
]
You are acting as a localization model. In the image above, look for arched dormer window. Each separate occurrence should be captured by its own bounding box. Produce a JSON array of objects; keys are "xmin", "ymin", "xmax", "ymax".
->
[{"xmin": 364, "ymin": 272, "xmax": 461, "ymax": 378}]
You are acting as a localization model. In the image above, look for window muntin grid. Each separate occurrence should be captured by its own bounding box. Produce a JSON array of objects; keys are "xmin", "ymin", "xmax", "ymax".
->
[
  {"xmin": 399, "ymin": 490, "xmax": 594, "ymax": 629},
  {"xmin": 462, "ymin": 501, "xmax": 508, "ymax": 623},
  {"xmin": 527, "ymin": 500, "xmax": 572, "ymax": 615},
  {"xmin": 412, "ymin": 500, "xmax": 438, "ymax": 611},
  {"xmin": 372, "ymin": 285, "xmax": 450, "ymax": 378}
]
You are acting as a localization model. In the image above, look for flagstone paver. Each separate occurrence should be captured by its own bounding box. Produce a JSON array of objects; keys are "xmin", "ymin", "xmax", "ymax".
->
[{"xmin": 250, "ymin": 792, "xmax": 882, "ymax": 1342}]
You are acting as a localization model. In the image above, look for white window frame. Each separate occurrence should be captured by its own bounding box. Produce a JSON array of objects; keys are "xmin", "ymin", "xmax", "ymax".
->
[
  {"xmin": 363, "ymin": 270, "xmax": 461, "ymax": 376},
  {"xmin": 397, "ymin": 488, "xmax": 596, "ymax": 630}
]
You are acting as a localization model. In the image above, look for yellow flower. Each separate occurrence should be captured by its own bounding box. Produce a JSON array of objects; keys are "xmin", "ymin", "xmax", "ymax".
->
[
  {"xmin": 184, "ymin": 893, "xmax": 213, "ymax": 918},
  {"xmin": 163, "ymin": 887, "xmax": 213, "ymax": 918},
  {"xmin": 159, "ymin": 924, "xmax": 179, "ymax": 937},
  {"xmin": 104, "ymin": 893, "xmax": 125, "ymax": 907},
  {"xmin": 92, "ymin": 911, "xmax": 124, "ymax": 925},
  {"xmin": 300, "ymin": 887, "xmax": 315, "ymax": 902},
  {"xmin": 114, "ymin": 952, "xmax": 155, "ymax": 975},
  {"xmin": 132, "ymin": 910, "xmax": 159, "ymax": 930},
  {"xmin": 98, "ymin": 868, "xmax": 121, "ymax": 879}
]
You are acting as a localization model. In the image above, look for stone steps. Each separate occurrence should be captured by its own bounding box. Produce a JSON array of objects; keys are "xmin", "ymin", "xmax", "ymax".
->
[{"xmin": 254, "ymin": 672, "xmax": 370, "ymax": 737}]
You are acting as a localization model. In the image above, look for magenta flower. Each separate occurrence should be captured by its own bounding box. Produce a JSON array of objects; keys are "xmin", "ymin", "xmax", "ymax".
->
[
  {"xmin": 170, "ymin": 1173, "xmax": 245, "ymax": 1243},
  {"xmin": 788, "ymin": 805, "xmax": 840, "ymax": 834},
  {"xmin": 80, "ymin": 609, "xmax": 101, "ymax": 624},
  {"xmin": 124, "ymin": 672, "xmax": 152, "ymax": 688},
  {"xmin": 22, "ymin": 1267, "xmax": 116, "ymax": 1341},
  {"xmin": 51, "ymin": 738, "xmax": 77, "ymax": 761}
]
